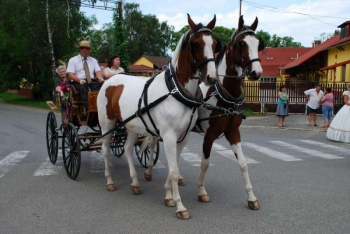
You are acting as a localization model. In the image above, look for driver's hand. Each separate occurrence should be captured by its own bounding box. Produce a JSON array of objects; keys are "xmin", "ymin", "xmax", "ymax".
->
[{"xmin": 80, "ymin": 80, "xmax": 87, "ymax": 85}]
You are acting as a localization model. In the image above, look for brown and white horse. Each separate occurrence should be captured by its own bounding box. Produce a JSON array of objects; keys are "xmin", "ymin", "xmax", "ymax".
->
[
  {"xmin": 97, "ymin": 14, "xmax": 220, "ymax": 219},
  {"xmin": 196, "ymin": 15, "xmax": 263, "ymax": 209}
]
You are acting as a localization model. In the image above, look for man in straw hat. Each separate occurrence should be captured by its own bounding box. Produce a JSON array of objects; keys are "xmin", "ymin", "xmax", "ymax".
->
[
  {"xmin": 66, "ymin": 40, "xmax": 103, "ymax": 84},
  {"xmin": 66, "ymin": 40, "xmax": 104, "ymax": 115}
]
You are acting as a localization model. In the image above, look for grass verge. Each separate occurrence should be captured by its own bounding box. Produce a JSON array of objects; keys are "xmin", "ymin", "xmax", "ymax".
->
[{"xmin": 0, "ymin": 92, "xmax": 50, "ymax": 110}]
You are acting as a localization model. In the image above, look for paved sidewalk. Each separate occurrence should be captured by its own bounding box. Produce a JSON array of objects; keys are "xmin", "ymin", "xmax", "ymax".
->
[{"xmin": 241, "ymin": 113, "xmax": 327, "ymax": 132}]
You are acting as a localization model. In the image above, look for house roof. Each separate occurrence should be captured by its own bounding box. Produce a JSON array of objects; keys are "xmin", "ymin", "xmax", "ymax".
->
[
  {"xmin": 283, "ymin": 34, "xmax": 350, "ymax": 70},
  {"xmin": 141, "ymin": 55, "xmax": 171, "ymax": 69},
  {"xmin": 259, "ymin": 47, "xmax": 312, "ymax": 77}
]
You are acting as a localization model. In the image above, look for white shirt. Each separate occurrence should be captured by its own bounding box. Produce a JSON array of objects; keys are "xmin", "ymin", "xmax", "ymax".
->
[
  {"xmin": 304, "ymin": 88, "xmax": 324, "ymax": 109},
  {"xmin": 343, "ymin": 90, "xmax": 350, "ymax": 104},
  {"xmin": 103, "ymin": 67, "xmax": 124, "ymax": 79},
  {"xmin": 66, "ymin": 54, "xmax": 101, "ymax": 80}
]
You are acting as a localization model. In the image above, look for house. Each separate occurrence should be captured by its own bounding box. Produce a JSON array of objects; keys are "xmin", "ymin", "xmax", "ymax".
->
[
  {"xmin": 129, "ymin": 55, "xmax": 171, "ymax": 76},
  {"xmin": 283, "ymin": 20, "xmax": 350, "ymax": 85},
  {"xmin": 258, "ymin": 47, "xmax": 312, "ymax": 83}
]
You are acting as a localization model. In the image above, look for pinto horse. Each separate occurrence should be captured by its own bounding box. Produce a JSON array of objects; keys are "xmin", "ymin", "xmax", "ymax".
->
[
  {"xmin": 196, "ymin": 15, "xmax": 263, "ymax": 209},
  {"xmin": 97, "ymin": 14, "xmax": 220, "ymax": 220}
]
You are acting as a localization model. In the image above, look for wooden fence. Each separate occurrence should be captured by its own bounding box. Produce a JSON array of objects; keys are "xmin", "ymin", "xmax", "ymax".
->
[{"xmin": 242, "ymin": 81, "xmax": 348, "ymax": 114}]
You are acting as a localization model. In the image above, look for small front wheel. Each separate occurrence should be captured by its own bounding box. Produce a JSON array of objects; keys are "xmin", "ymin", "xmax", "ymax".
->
[{"xmin": 134, "ymin": 137, "xmax": 159, "ymax": 168}]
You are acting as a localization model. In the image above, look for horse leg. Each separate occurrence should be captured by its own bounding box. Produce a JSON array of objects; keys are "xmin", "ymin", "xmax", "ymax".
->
[
  {"xmin": 230, "ymin": 142, "xmax": 260, "ymax": 210},
  {"xmin": 101, "ymin": 120, "xmax": 117, "ymax": 191},
  {"xmin": 144, "ymin": 136, "xmax": 157, "ymax": 181},
  {"xmin": 176, "ymin": 137, "xmax": 188, "ymax": 186},
  {"xmin": 124, "ymin": 131, "xmax": 141, "ymax": 194},
  {"xmin": 163, "ymin": 134, "xmax": 190, "ymax": 220},
  {"xmin": 198, "ymin": 130, "xmax": 218, "ymax": 203}
]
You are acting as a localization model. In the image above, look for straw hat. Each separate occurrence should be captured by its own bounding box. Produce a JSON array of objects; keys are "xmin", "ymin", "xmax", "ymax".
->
[{"xmin": 78, "ymin": 40, "xmax": 91, "ymax": 48}]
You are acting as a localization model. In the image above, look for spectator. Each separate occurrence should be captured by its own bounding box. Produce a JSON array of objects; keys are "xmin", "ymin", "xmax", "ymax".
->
[
  {"xmin": 276, "ymin": 85, "xmax": 289, "ymax": 127},
  {"xmin": 321, "ymin": 87, "xmax": 334, "ymax": 128},
  {"xmin": 102, "ymin": 55, "xmax": 125, "ymax": 79},
  {"xmin": 304, "ymin": 84, "xmax": 324, "ymax": 126},
  {"xmin": 326, "ymin": 83, "xmax": 350, "ymax": 143}
]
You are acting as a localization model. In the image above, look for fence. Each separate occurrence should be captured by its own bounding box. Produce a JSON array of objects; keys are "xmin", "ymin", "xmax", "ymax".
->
[{"xmin": 242, "ymin": 81, "xmax": 348, "ymax": 114}]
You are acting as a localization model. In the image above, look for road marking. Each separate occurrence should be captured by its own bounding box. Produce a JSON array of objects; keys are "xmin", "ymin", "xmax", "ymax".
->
[
  {"xmin": 0, "ymin": 151, "xmax": 30, "ymax": 178},
  {"xmin": 181, "ymin": 147, "xmax": 206, "ymax": 167},
  {"xmin": 270, "ymin": 141, "xmax": 343, "ymax": 159},
  {"xmin": 34, "ymin": 152, "xmax": 62, "ymax": 176},
  {"xmin": 243, "ymin": 142, "xmax": 302, "ymax": 161},
  {"xmin": 213, "ymin": 143, "xmax": 259, "ymax": 164},
  {"xmin": 300, "ymin": 140, "xmax": 350, "ymax": 153}
]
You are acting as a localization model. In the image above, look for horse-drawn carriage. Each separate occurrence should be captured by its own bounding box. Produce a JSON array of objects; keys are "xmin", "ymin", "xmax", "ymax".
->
[{"xmin": 45, "ymin": 81, "xmax": 159, "ymax": 180}]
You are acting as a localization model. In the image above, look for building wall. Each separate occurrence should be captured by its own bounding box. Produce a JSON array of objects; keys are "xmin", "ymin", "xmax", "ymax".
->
[
  {"xmin": 326, "ymin": 43, "xmax": 350, "ymax": 82},
  {"xmin": 133, "ymin": 57, "xmax": 153, "ymax": 68}
]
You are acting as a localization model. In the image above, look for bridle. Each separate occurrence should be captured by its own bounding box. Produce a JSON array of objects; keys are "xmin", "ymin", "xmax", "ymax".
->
[
  {"xmin": 189, "ymin": 27, "xmax": 219, "ymax": 70},
  {"xmin": 221, "ymin": 28, "xmax": 262, "ymax": 79}
]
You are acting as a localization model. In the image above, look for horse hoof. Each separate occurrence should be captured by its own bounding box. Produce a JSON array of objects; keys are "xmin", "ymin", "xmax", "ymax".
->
[
  {"xmin": 248, "ymin": 200, "xmax": 260, "ymax": 210},
  {"xmin": 106, "ymin": 184, "xmax": 116, "ymax": 191},
  {"xmin": 131, "ymin": 185, "xmax": 141, "ymax": 195},
  {"xmin": 198, "ymin": 195, "xmax": 211, "ymax": 203},
  {"xmin": 144, "ymin": 172, "xmax": 152, "ymax": 181},
  {"xmin": 176, "ymin": 210, "xmax": 191, "ymax": 220},
  {"xmin": 164, "ymin": 199, "xmax": 176, "ymax": 207},
  {"xmin": 178, "ymin": 179, "xmax": 186, "ymax": 186}
]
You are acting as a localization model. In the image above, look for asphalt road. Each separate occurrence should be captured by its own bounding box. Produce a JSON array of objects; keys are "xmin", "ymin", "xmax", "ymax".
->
[{"xmin": 1, "ymin": 103, "xmax": 350, "ymax": 233}]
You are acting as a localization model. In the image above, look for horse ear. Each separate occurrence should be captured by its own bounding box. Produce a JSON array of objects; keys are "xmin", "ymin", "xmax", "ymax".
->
[
  {"xmin": 187, "ymin": 13, "xmax": 196, "ymax": 31},
  {"xmin": 206, "ymin": 14, "xmax": 216, "ymax": 30},
  {"xmin": 251, "ymin": 17, "xmax": 258, "ymax": 31},
  {"xmin": 258, "ymin": 36, "xmax": 265, "ymax": 51},
  {"xmin": 238, "ymin": 15, "xmax": 244, "ymax": 31}
]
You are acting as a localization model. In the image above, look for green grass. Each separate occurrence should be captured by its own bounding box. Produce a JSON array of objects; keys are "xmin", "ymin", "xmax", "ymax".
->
[{"xmin": 0, "ymin": 92, "xmax": 50, "ymax": 109}]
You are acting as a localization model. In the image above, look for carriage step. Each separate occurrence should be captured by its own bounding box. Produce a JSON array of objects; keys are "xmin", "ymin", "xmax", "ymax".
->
[{"xmin": 46, "ymin": 101, "xmax": 58, "ymax": 111}]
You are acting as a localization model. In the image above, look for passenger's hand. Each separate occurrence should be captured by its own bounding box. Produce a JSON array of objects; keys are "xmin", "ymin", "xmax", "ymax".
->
[
  {"xmin": 98, "ymin": 77, "xmax": 104, "ymax": 82},
  {"xmin": 80, "ymin": 79, "xmax": 87, "ymax": 85}
]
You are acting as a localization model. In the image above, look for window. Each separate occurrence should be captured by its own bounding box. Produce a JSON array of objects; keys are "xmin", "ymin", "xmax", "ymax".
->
[
  {"xmin": 260, "ymin": 77, "xmax": 276, "ymax": 83},
  {"xmin": 340, "ymin": 25, "xmax": 349, "ymax": 39},
  {"xmin": 341, "ymin": 65, "xmax": 346, "ymax": 81}
]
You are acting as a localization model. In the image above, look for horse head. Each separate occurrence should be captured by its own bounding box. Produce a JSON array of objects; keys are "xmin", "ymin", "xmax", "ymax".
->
[
  {"xmin": 226, "ymin": 15, "xmax": 263, "ymax": 81},
  {"xmin": 172, "ymin": 14, "xmax": 219, "ymax": 87}
]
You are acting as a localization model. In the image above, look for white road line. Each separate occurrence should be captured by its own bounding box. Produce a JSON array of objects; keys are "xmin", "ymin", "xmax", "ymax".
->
[
  {"xmin": 243, "ymin": 142, "xmax": 302, "ymax": 162},
  {"xmin": 270, "ymin": 141, "xmax": 343, "ymax": 159},
  {"xmin": 213, "ymin": 143, "xmax": 260, "ymax": 164},
  {"xmin": 90, "ymin": 151, "xmax": 105, "ymax": 173},
  {"xmin": 181, "ymin": 147, "xmax": 213, "ymax": 167},
  {"xmin": 300, "ymin": 140, "xmax": 350, "ymax": 153},
  {"xmin": 0, "ymin": 151, "xmax": 30, "ymax": 178},
  {"xmin": 34, "ymin": 151, "xmax": 63, "ymax": 176}
]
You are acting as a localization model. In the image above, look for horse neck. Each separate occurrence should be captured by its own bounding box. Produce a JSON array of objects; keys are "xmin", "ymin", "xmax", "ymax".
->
[{"xmin": 217, "ymin": 52, "xmax": 243, "ymax": 98}]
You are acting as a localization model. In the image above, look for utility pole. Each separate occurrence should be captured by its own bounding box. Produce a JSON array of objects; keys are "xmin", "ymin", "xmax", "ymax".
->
[{"xmin": 239, "ymin": 0, "xmax": 242, "ymax": 16}]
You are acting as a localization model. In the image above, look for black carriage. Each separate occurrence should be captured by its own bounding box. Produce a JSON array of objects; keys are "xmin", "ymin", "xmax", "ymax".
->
[{"xmin": 45, "ymin": 81, "xmax": 159, "ymax": 180}]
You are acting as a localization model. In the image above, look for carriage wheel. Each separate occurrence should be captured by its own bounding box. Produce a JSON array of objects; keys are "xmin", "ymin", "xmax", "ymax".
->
[
  {"xmin": 62, "ymin": 123, "xmax": 81, "ymax": 180},
  {"xmin": 111, "ymin": 131, "xmax": 126, "ymax": 157},
  {"xmin": 134, "ymin": 137, "xmax": 159, "ymax": 168},
  {"xmin": 46, "ymin": 111, "xmax": 59, "ymax": 164}
]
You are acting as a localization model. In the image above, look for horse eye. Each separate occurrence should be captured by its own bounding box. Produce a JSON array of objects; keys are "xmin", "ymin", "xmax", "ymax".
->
[
  {"xmin": 239, "ymin": 42, "xmax": 245, "ymax": 47},
  {"xmin": 192, "ymin": 42, "xmax": 201, "ymax": 50}
]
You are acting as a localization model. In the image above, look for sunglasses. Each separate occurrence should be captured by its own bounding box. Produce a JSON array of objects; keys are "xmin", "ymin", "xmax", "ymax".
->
[{"xmin": 80, "ymin": 47, "xmax": 91, "ymax": 50}]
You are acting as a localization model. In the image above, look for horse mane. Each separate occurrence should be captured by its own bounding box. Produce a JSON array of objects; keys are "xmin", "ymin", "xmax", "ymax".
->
[{"xmin": 171, "ymin": 32, "xmax": 189, "ymax": 69}]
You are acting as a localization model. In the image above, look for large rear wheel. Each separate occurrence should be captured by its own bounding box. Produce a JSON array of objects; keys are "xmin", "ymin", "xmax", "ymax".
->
[
  {"xmin": 46, "ymin": 111, "xmax": 58, "ymax": 164},
  {"xmin": 135, "ymin": 137, "xmax": 159, "ymax": 168},
  {"xmin": 62, "ymin": 123, "xmax": 81, "ymax": 180}
]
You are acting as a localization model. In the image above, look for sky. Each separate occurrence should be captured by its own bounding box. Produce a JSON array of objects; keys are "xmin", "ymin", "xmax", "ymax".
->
[{"xmin": 82, "ymin": 0, "xmax": 350, "ymax": 47}]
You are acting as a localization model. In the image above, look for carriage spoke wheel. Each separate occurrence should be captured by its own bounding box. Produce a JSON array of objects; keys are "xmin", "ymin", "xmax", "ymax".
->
[
  {"xmin": 134, "ymin": 138, "xmax": 159, "ymax": 168},
  {"xmin": 111, "ymin": 131, "xmax": 126, "ymax": 157},
  {"xmin": 62, "ymin": 123, "xmax": 81, "ymax": 180},
  {"xmin": 46, "ymin": 111, "xmax": 58, "ymax": 164}
]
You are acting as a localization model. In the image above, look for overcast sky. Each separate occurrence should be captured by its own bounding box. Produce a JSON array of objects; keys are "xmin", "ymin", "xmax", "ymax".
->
[{"xmin": 82, "ymin": 0, "xmax": 350, "ymax": 47}]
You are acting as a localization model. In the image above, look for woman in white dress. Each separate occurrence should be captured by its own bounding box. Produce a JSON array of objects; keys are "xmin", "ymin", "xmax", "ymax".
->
[{"xmin": 326, "ymin": 83, "xmax": 350, "ymax": 143}]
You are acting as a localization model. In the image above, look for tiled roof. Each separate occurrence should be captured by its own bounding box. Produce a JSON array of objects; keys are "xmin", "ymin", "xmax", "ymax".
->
[
  {"xmin": 259, "ymin": 47, "xmax": 312, "ymax": 77},
  {"xmin": 283, "ymin": 34, "xmax": 350, "ymax": 70},
  {"xmin": 129, "ymin": 64, "xmax": 153, "ymax": 73}
]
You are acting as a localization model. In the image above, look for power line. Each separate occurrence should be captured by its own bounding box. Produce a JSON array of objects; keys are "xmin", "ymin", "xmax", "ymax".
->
[{"xmin": 243, "ymin": 0, "xmax": 348, "ymax": 27}]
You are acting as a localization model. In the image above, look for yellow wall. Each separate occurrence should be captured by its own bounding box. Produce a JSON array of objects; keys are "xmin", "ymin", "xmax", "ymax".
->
[
  {"xmin": 133, "ymin": 57, "xmax": 153, "ymax": 67},
  {"xmin": 326, "ymin": 43, "xmax": 350, "ymax": 82}
]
